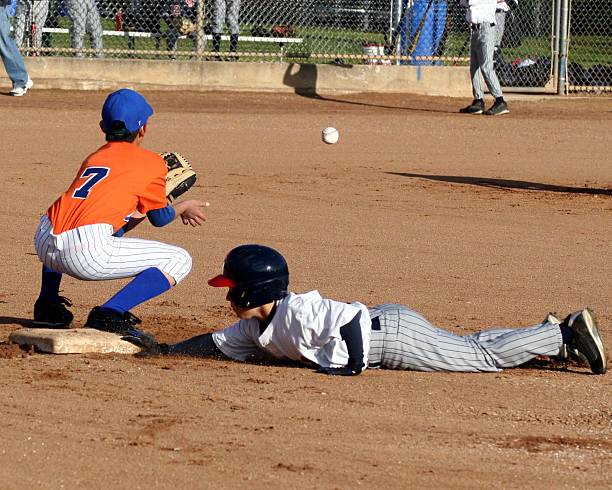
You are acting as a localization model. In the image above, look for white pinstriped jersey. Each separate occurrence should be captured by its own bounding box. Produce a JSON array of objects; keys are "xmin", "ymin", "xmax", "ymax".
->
[{"xmin": 212, "ymin": 291, "xmax": 372, "ymax": 369}]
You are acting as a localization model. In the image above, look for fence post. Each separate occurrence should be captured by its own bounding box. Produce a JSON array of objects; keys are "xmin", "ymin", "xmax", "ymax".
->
[
  {"xmin": 196, "ymin": 0, "xmax": 206, "ymax": 58},
  {"xmin": 551, "ymin": 0, "xmax": 560, "ymax": 92},
  {"xmin": 557, "ymin": 0, "xmax": 570, "ymax": 95}
]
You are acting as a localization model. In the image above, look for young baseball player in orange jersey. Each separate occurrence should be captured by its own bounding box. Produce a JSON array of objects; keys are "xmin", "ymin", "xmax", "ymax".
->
[
  {"xmin": 33, "ymin": 88, "xmax": 207, "ymax": 334},
  {"xmin": 127, "ymin": 244, "xmax": 607, "ymax": 376}
]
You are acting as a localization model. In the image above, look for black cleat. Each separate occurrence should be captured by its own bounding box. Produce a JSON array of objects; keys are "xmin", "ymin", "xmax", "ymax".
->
[
  {"xmin": 33, "ymin": 296, "xmax": 73, "ymax": 328},
  {"xmin": 85, "ymin": 306, "xmax": 142, "ymax": 335},
  {"xmin": 565, "ymin": 309, "xmax": 607, "ymax": 375},
  {"xmin": 459, "ymin": 99, "xmax": 485, "ymax": 114},
  {"xmin": 484, "ymin": 99, "xmax": 510, "ymax": 116},
  {"xmin": 546, "ymin": 312, "xmax": 588, "ymax": 364}
]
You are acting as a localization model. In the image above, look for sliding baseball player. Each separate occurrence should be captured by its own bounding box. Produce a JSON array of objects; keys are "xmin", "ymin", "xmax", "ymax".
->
[{"xmin": 128, "ymin": 244, "xmax": 607, "ymax": 376}]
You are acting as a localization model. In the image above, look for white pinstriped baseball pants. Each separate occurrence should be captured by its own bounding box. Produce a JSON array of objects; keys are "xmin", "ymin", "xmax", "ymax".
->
[
  {"xmin": 470, "ymin": 22, "xmax": 503, "ymax": 99},
  {"xmin": 34, "ymin": 215, "xmax": 192, "ymax": 284},
  {"xmin": 368, "ymin": 304, "xmax": 563, "ymax": 372}
]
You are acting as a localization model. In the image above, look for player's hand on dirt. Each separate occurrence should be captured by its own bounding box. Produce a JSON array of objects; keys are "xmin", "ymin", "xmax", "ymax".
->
[
  {"xmin": 122, "ymin": 328, "xmax": 169, "ymax": 357},
  {"xmin": 317, "ymin": 365, "xmax": 362, "ymax": 376},
  {"xmin": 174, "ymin": 199, "xmax": 209, "ymax": 227}
]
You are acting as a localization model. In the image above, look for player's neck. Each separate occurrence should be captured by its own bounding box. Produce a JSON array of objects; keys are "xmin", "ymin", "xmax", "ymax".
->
[{"xmin": 257, "ymin": 301, "xmax": 278, "ymax": 333}]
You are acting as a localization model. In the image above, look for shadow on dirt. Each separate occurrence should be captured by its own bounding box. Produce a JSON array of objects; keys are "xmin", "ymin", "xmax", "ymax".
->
[
  {"xmin": 282, "ymin": 63, "xmax": 454, "ymax": 113},
  {"xmin": 0, "ymin": 316, "xmax": 34, "ymax": 327},
  {"xmin": 388, "ymin": 172, "xmax": 612, "ymax": 196}
]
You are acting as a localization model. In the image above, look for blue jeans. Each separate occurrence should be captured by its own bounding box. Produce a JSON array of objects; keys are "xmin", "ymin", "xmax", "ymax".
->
[{"xmin": 0, "ymin": 2, "xmax": 28, "ymax": 87}]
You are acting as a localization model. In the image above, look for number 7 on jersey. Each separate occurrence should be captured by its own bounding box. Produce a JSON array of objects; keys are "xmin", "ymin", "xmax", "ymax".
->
[{"xmin": 72, "ymin": 167, "xmax": 110, "ymax": 199}]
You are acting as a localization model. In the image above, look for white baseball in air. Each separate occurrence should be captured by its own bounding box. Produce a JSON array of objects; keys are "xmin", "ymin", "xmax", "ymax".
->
[{"xmin": 322, "ymin": 127, "xmax": 339, "ymax": 145}]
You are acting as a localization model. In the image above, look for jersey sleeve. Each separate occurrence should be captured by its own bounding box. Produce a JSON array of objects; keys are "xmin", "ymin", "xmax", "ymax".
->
[{"xmin": 211, "ymin": 319, "xmax": 262, "ymax": 361}]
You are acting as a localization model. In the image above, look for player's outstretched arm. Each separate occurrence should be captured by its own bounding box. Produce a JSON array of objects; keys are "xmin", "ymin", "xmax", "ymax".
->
[
  {"xmin": 124, "ymin": 329, "xmax": 228, "ymax": 358},
  {"xmin": 173, "ymin": 199, "xmax": 209, "ymax": 227}
]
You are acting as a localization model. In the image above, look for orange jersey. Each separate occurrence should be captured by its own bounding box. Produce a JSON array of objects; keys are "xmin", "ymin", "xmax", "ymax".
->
[{"xmin": 48, "ymin": 142, "xmax": 167, "ymax": 234}]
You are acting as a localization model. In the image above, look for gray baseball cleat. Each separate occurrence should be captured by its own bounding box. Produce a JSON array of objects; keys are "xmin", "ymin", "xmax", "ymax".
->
[{"xmin": 564, "ymin": 309, "xmax": 607, "ymax": 375}]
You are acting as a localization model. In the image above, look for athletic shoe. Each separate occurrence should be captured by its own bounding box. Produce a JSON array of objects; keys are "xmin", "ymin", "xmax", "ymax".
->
[
  {"xmin": 564, "ymin": 309, "xmax": 607, "ymax": 375},
  {"xmin": 85, "ymin": 306, "xmax": 142, "ymax": 335},
  {"xmin": 544, "ymin": 312, "xmax": 582, "ymax": 362},
  {"xmin": 33, "ymin": 296, "xmax": 73, "ymax": 328},
  {"xmin": 484, "ymin": 99, "xmax": 509, "ymax": 116},
  {"xmin": 459, "ymin": 99, "xmax": 485, "ymax": 114},
  {"xmin": 10, "ymin": 78, "xmax": 34, "ymax": 97}
]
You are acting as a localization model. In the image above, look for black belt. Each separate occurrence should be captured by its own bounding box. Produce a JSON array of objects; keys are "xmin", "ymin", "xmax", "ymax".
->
[
  {"xmin": 368, "ymin": 316, "xmax": 382, "ymax": 368},
  {"xmin": 471, "ymin": 23, "xmax": 495, "ymax": 30},
  {"xmin": 371, "ymin": 316, "xmax": 381, "ymax": 331}
]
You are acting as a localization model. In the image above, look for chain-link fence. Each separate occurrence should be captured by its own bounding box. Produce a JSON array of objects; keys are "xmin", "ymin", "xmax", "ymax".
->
[
  {"xmin": 566, "ymin": 0, "xmax": 612, "ymax": 93},
  {"xmin": 8, "ymin": 0, "xmax": 612, "ymax": 93}
]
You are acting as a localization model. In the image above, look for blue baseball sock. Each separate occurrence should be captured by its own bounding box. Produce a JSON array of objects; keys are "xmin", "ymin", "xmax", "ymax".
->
[
  {"xmin": 39, "ymin": 265, "xmax": 63, "ymax": 301},
  {"xmin": 102, "ymin": 267, "xmax": 171, "ymax": 314}
]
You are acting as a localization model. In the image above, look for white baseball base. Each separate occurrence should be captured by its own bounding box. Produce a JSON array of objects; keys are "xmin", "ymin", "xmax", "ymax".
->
[{"xmin": 9, "ymin": 328, "xmax": 141, "ymax": 354}]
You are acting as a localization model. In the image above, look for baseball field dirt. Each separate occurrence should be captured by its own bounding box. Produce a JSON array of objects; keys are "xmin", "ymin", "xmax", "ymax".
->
[{"xmin": 1, "ymin": 90, "xmax": 611, "ymax": 489}]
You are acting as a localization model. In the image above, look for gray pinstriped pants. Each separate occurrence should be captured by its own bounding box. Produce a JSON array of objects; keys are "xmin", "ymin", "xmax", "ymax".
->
[
  {"xmin": 494, "ymin": 10, "xmax": 507, "ymax": 48},
  {"xmin": 212, "ymin": 0, "xmax": 241, "ymax": 35},
  {"xmin": 368, "ymin": 304, "xmax": 563, "ymax": 372},
  {"xmin": 14, "ymin": 0, "xmax": 50, "ymax": 49},
  {"xmin": 65, "ymin": 0, "xmax": 103, "ymax": 55},
  {"xmin": 470, "ymin": 22, "xmax": 503, "ymax": 99}
]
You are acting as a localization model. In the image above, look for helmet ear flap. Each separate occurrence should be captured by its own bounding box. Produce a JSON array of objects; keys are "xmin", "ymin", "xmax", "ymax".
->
[
  {"xmin": 228, "ymin": 277, "xmax": 289, "ymax": 309},
  {"xmin": 228, "ymin": 287, "xmax": 250, "ymax": 308}
]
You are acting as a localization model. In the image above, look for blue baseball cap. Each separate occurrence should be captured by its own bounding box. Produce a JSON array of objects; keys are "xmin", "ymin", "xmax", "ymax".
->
[{"xmin": 101, "ymin": 88, "xmax": 154, "ymax": 133}]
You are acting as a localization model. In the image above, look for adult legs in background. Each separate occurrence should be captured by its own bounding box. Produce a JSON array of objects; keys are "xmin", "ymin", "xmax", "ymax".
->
[
  {"xmin": 85, "ymin": 1, "xmax": 103, "ymax": 57},
  {"xmin": 65, "ymin": 0, "xmax": 85, "ymax": 56},
  {"xmin": 13, "ymin": 0, "xmax": 28, "ymax": 47},
  {"xmin": 0, "ymin": 2, "xmax": 30, "ymax": 88}
]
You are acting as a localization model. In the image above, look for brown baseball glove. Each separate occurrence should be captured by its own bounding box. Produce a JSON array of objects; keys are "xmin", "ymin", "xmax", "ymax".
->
[
  {"xmin": 173, "ymin": 17, "xmax": 196, "ymax": 36},
  {"xmin": 161, "ymin": 152, "xmax": 197, "ymax": 204}
]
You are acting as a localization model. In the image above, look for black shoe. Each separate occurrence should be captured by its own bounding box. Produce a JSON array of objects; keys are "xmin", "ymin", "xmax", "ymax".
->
[
  {"xmin": 484, "ymin": 99, "xmax": 509, "ymax": 116},
  {"xmin": 545, "ymin": 312, "xmax": 588, "ymax": 364},
  {"xmin": 459, "ymin": 99, "xmax": 485, "ymax": 114},
  {"xmin": 85, "ymin": 307, "xmax": 142, "ymax": 335},
  {"xmin": 33, "ymin": 296, "xmax": 73, "ymax": 328},
  {"xmin": 564, "ymin": 309, "xmax": 607, "ymax": 375}
]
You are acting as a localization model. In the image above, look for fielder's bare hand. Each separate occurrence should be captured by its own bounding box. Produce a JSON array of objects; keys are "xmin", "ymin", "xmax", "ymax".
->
[{"xmin": 173, "ymin": 199, "xmax": 209, "ymax": 227}]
